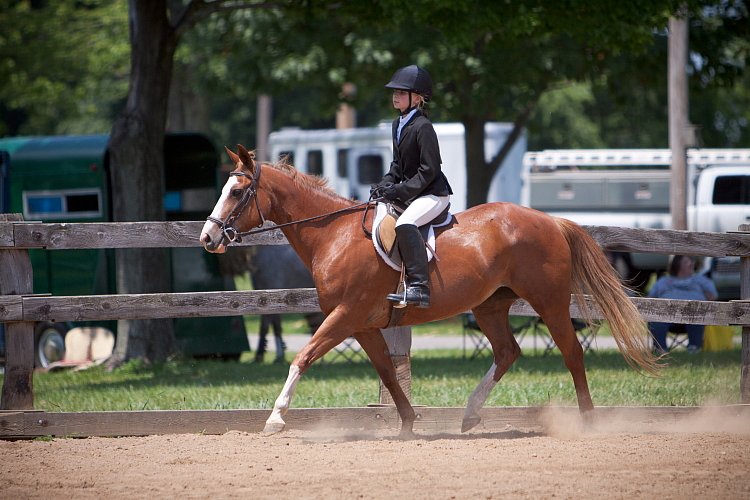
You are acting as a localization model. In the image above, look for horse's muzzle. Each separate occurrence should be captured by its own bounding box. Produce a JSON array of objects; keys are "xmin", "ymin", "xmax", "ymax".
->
[{"xmin": 200, "ymin": 231, "xmax": 227, "ymax": 254}]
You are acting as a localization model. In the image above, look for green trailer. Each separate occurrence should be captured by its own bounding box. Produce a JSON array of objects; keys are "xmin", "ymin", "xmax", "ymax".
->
[{"xmin": 0, "ymin": 134, "xmax": 248, "ymax": 366}]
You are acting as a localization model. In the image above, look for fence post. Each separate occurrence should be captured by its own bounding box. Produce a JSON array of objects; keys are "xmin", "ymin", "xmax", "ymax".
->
[
  {"xmin": 740, "ymin": 224, "xmax": 750, "ymax": 404},
  {"xmin": 1, "ymin": 214, "xmax": 35, "ymax": 410},
  {"xmin": 379, "ymin": 326, "xmax": 412, "ymax": 405}
]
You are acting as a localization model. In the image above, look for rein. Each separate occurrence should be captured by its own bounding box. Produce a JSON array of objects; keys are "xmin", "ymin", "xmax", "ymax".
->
[{"xmin": 206, "ymin": 161, "xmax": 382, "ymax": 244}]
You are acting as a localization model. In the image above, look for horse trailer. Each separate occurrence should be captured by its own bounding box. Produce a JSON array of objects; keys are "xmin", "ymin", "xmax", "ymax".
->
[
  {"xmin": 0, "ymin": 133, "xmax": 248, "ymax": 367},
  {"xmin": 267, "ymin": 121, "xmax": 527, "ymax": 212}
]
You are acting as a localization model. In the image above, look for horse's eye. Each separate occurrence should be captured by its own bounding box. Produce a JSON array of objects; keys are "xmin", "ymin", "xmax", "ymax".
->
[{"xmin": 231, "ymin": 189, "xmax": 243, "ymax": 197}]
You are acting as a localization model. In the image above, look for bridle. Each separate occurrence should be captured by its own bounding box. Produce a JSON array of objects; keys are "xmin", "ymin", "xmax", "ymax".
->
[
  {"xmin": 205, "ymin": 161, "xmax": 381, "ymax": 245},
  {"xmin": 206, "ymin": 163, "xmax": 266, "ymax": 244}
]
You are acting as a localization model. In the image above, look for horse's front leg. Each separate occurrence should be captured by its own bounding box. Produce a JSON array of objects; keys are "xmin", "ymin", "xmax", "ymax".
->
[
  {"xmin": 354, "ymin": 329, "xmax": 416, "ymax": 439},
  {"xmin": 263, "ymin": 309, "xmax": 352, "ymax": 435}
]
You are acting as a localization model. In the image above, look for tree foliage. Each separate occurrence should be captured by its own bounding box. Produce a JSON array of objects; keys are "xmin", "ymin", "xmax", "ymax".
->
[{"xmin": 0, "ymin": 0, "xmax": 129, "ymax": 135}]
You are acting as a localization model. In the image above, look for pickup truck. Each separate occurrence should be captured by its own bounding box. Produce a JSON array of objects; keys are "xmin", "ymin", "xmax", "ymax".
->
[{"xmin": 521, "ymin": 149, "xmax": 750, "ymax": 299}]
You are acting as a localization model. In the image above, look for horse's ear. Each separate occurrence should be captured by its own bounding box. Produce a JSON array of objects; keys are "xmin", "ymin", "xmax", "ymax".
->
[
  {"xmin": 236, "ymin": 144, "xmax": 256, "ymax": 169},
  {"xmin": 224, "ymin": 146, "xmax": 240, "ymax": 165}
]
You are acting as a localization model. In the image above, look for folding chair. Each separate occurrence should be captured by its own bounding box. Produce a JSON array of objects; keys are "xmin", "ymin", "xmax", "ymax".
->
[
  {"xmin": 540, "ymin": 319, "xmax": 601, "ymax": 356},
  {"xmin": 462, "ymin": 313, "xmax": 544, "ymax": 359},
  {"xmin": 573, "ymin": 319, "xmax": 601, "ymax": 353},
  {"xmin": 320, "ymin": 337, "xmax": 368, "ymax": 363},
  {"xmin": 667, "ymin": 324, "xmax": 690, "ymax": 350},
  {"xmin": 463, "ymin": 312, "xmax": 490, "ymax": 359}
]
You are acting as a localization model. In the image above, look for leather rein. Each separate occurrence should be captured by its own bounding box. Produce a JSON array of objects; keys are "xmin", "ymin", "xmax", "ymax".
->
[{"xmin": 205, "ymin": 162, "xmax": 381, "ymax": 244}]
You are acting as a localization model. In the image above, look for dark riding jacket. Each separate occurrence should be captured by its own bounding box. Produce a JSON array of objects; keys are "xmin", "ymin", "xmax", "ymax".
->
[{"xmin": 382, "ymin": 110, "xmax": 453, "ymax": 203}]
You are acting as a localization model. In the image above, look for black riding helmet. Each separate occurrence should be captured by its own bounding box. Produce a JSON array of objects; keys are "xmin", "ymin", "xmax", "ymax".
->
[{"xmin": 384, "ymin": 65, "xmax": 433, "ymax": 102}]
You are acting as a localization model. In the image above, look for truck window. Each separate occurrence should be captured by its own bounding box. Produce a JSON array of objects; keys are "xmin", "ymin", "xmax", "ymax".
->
[
  {"xmin": 713, "ymin": 175, "xmax": 750, "ymax": 205},
  {"xmin": 337, "ymin": 149, "xmax": 349, "ymax": 178},
  {"xmin": 307, "ymin": 150, "xmax": 323, "ymax": 176},
  {"xmin": 358, "ymin": 154, "xmax": 383, "ymax": 184}
]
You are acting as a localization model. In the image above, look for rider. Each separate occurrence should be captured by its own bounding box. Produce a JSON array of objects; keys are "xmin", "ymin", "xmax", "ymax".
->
[{"xmin": 372, "ymin": 65, "xmax": 453, "ymax": 308}]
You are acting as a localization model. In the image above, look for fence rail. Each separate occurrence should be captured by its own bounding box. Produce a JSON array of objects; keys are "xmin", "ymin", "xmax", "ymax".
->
[
  {"xmin": 2, "ymin": 216, "xmax": 749, "ymax": 411},
  {"xmin": 0, "ymin": 290, "xmax": 747, "ymax": 326},
  {"xmin": 4, "ymin": 220, "xmax": 750, "ymax": 255}
]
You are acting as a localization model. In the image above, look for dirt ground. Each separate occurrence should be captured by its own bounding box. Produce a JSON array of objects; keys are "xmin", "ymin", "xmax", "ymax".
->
[{"xmin": 2, "ymin": 407, "xmax": 750, "ymax": 499}]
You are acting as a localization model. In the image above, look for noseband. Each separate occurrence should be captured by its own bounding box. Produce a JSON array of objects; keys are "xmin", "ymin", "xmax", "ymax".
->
[{"xmin": 206, "ymin": 163, "xmax": 266, "ymax": 244}]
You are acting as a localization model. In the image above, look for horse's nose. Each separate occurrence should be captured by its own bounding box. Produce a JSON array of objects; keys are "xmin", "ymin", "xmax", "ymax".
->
[{"xmin": 200, "ymin": 232, "xmax": 215, "ymax": 250}]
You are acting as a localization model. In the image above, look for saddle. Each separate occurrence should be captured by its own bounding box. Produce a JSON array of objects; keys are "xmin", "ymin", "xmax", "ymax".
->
[{"xmin": 372, "ymin": 202, "xmax": 453, "ymax": 271}]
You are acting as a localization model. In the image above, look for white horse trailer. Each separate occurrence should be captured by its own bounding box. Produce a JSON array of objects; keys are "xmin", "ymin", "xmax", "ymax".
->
[{"xmin": 267, "ymin": 121, "xmax": 527, "ymax": 213}]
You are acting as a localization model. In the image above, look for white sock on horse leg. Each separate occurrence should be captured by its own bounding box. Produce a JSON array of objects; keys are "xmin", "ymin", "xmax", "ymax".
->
[
  {"xmin": 266, "ymin": 364, "xmax": 301, "ymax": 426},
  {"xmin": 464, "ymin": 362, "xmax": 498, "ymax": 419}
]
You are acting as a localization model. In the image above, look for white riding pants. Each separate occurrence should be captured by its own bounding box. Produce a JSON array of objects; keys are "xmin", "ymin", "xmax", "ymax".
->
[{"xmin": 395, "ymin": 195, "xmax": 450, "ymax": 228}]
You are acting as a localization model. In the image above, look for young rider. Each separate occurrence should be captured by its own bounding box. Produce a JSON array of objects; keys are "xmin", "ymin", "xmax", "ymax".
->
[{"xmin": 372, "ymin": 65, "xmax": 453, "ymax": 308}]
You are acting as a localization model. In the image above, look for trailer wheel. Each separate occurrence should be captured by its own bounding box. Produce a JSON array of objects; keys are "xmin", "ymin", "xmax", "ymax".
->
[{"xmin": 34, "ymin": 322, "xmax": 68, "ymax": 368}]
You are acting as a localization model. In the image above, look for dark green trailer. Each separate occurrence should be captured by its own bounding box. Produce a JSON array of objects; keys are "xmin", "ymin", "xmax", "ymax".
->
[{"xmin": 0, "ymin": 134, "xmax": 248, "ymax": 366}]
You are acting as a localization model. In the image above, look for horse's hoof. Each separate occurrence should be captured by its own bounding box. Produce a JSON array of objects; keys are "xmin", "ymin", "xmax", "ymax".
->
[
  {"xmin": 261, "ymin": 421, "xmax": 285, "ymax": 435},
  {"xmin": 461, "ymin": 415, "xmax": 481, "ymax": 433},
  {"xmin": 398, "ymin": 428, "xmax": 416, "ymax": 440}
]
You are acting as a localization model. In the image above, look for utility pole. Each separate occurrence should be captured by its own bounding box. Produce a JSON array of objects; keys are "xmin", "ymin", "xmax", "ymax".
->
[
  {"xmin": 668, "ymin": 7, "xmax": 689, "ymax": 230},
  {"xmin": 256, "ymin": 94, "xmax": 272, "ymax": 162},
  {"xmin": 336, "ymin": 83, "xmax": 357, "ymax": 129}
]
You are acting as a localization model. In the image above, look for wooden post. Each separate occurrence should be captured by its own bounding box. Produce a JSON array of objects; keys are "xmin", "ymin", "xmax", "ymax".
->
[
  {"xmin": 1, "ymin": 214, "xmax": 35, "ymax": 410},
  {"xmin": 668, "ymin": 7, "xmax": 689, "ymax": 230},
  {"xmin": 740, "ymin": 224, "xmax": 750, "ymax": 403},
  {"xmin": 379, "ymin": 326, "xmax": 412, "ymax": 405}
]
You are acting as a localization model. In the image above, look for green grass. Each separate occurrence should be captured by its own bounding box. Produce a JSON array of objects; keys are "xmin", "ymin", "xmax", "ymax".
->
[{"xmin": 7, "ymin": 347, "xmax": 742, "ymax": 412}]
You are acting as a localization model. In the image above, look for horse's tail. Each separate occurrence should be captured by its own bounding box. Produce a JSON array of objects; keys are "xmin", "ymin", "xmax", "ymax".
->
[{"xmin": 555, "ymin": 218, "xmax": 662, "ymax": 375}]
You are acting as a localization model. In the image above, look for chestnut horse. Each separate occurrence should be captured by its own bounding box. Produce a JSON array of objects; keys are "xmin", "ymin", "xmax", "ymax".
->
[{"xmin": 200, "ymin": 145, "xmax": 659, "ymax": 437}]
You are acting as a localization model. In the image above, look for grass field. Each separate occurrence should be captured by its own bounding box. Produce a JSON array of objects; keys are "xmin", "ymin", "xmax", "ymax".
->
[{"xmin": 11, "ymin": 346, "xmax": 742, "ymax": 413}]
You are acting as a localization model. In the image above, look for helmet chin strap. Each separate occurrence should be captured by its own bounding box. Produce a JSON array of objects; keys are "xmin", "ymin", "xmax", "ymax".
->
[{"xmin": 400, "ymin": 91, "xmax": 418, "ymax": 116}]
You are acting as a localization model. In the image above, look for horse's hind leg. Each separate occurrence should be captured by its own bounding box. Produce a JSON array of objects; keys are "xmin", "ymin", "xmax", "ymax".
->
[
  {"xmin": 354, "ymin": 329, "xmax": 416, "ymax": 438},
  {"xmin": 462, "ymin": 296, "xmax": 521, "ymax": 432},
  {"xmin": 535, "ymin": 300, "xmax": 594, "ymax": 413}
]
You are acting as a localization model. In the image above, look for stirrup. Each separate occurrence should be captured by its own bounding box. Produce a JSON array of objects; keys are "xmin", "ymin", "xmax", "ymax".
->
[{"xmin": 386, "ymin": 285, "xmax": 430, "ymax": 308}]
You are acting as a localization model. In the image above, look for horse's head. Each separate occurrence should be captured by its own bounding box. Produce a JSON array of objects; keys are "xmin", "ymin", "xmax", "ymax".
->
[{"xmin": 200, "ymin": 144, "xmax": 266, "ymax": 253}]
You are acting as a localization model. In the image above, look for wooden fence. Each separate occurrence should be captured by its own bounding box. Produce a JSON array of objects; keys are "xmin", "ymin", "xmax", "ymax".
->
[{"xmin": 1, "ymin": 214, "xmax": 750, "ymax": 416}]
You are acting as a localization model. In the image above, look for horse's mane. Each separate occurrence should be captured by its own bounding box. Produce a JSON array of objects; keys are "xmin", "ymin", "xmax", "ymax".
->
[{"xmin": 262, "ymin": 157, "xmax": 349, "ymax": 202}]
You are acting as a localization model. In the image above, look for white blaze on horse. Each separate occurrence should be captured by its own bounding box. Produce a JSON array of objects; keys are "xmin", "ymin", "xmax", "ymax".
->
[{"xmin": 200, "ymin": 145, "xmax": 660, "ymax": 437}]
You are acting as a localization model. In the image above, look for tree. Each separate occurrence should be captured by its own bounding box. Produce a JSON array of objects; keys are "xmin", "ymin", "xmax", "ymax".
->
[
  {"xmin": 106, "ymin": 0, "xmax": 289, "ymax": 368},
  {"xmin": 0, "ymin": 0, "xmax": 128, "ymax": 136}
]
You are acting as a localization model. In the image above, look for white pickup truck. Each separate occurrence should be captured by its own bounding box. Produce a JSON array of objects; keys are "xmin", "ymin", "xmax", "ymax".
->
[{"xmin": 522, "ymin": 149, "xmax": 750, "ymax": 299}]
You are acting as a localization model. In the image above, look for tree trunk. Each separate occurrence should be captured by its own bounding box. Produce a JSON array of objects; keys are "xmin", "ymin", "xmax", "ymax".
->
[
  {"xmin": 106, "ymin": 0, "xmax": 177, "ymax": 368},
  {"xmin": 464, "ymin": 117, "xmax": 492, "ymax": 209},
  {"xmin": 464, "ymin": 104, "xmax": 534, "ymax": 208}
]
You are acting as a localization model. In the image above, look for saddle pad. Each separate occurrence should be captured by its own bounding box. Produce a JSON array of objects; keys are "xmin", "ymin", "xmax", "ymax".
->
[{"xmin": 372, "ymin": 202, "xmax": 453, "ymax": 271}]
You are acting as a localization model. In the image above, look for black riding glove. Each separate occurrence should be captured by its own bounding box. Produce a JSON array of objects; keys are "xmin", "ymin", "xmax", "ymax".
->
[{"xmin": 381, "ymin": 182, "xmax": 400, "ymax": 201}]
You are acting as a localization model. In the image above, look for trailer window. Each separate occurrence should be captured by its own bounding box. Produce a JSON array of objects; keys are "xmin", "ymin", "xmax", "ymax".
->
[
  {"xmin": 24, "ymin": 189, "xmax": 102, "ymax": 219},
  {"xmin": 307, "ymin": 150, "xmax": 323, "ymax": 176},
  {"xmin": 713, "ymin": 176, "xmax": 750, "ymax": 205},
  {"xmin": 358, "ymin": 155, "xmax": 383, "ymax": 184},
  {"xmin": 278, "ymin": 151, "xmax": 294, "ymax": 165},
  {"xmin": 337, "ymin": 149, "xmax": 349, "ymax": 178}
]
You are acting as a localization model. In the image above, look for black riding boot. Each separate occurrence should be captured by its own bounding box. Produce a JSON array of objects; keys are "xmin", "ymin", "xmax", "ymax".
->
[{"xmin": 386, "ymin": 224, "xmax": 430, "ymax": 308}]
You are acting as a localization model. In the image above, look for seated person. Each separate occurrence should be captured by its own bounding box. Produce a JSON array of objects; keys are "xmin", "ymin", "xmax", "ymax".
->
[{"xmin": 647, "ymin": 255, "xmax": 718, "ymax": 353}]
